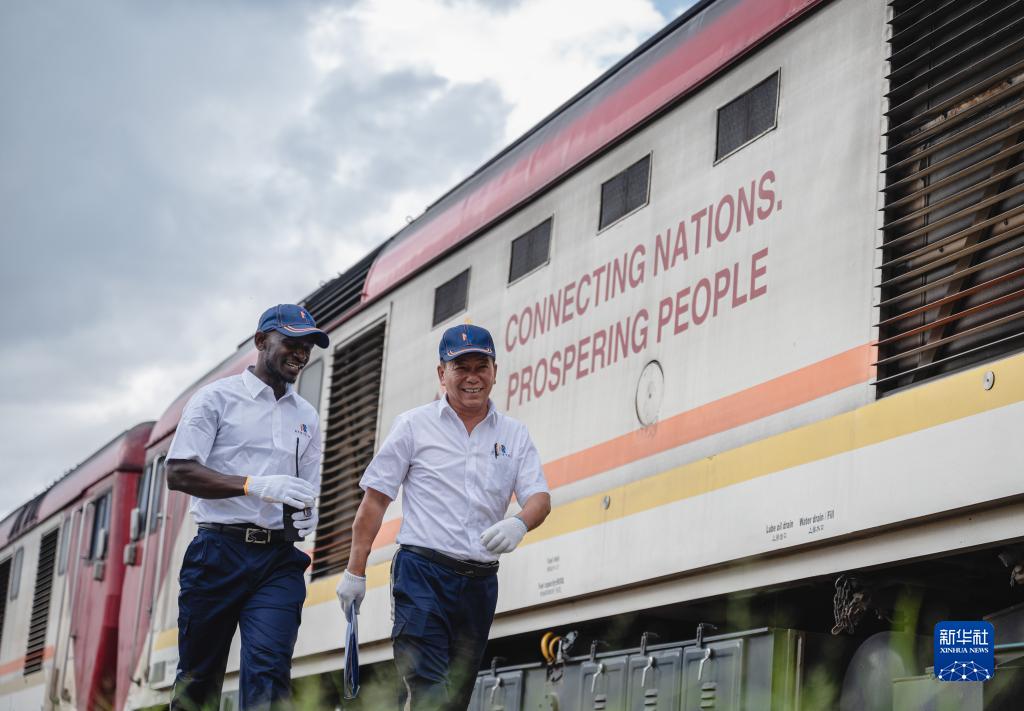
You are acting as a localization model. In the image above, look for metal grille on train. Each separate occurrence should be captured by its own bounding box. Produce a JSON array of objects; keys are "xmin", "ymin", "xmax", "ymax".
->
[
  {"xmin": 24, "ymin": 528, "xmax": 57, "ymax": 676},
  {"xmin": 877, "ymin": 0, "xmax": 1024, "ymax": 394},
  {"xmin": 313, "ymin": 321, "xmax": 387, "ymax": 579}
]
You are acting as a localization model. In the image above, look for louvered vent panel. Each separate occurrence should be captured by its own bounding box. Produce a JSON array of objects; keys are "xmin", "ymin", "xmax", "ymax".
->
[
  {"xmin": 312, "ymin": 322, "xmax": 387, "ymax": 579},
  {"xmin": 878, "ymin": 0, "xmax": 1024, "ymax": 394},
  {"xmin": 716, "ymin": 72, "xmax": 779, "ymax": 160},
  {"xmin": 24, "ymin": 529, "xmax": 58, "ymax": 675},
  {"xmin": 433, "ymin": 269, "xmax": 470, "ymax": 326},
  {"xmin": 599, "ymin": 154, "xmax": 651, "ymax": 230},
  {"xmin": 0, "ymin": 559, "xmax": 10, "ymax": 650},
  {"xmin": 509, "ymin": 218, "xmax": 552, "ymax": 283}
]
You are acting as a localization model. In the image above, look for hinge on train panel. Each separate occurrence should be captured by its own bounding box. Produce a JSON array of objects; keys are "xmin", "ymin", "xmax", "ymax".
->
[
  {"xmin": 639, "ymin": 631, "xmax": 660, "ymax": 687},
  {"xmin": 486, "ymin": 654, "xmax": 512, "ymax": 707},
  {"xmin": 695, "ymin": 623, "xmax": 716, "ymax": 682},
  {"xmin": 695, "ymin": 622, "xmax": 716, "ymax": 649},
  {"xmin": 489, "ymin": 656, "xmax": 507, "ymax": 678},
  {"xmin": 639, "ymin": 631, "xmax": 659, "ymax": 656},
  {"xmin": 487, "ymin": 675, "xmax": 503, "ymax": 707}
]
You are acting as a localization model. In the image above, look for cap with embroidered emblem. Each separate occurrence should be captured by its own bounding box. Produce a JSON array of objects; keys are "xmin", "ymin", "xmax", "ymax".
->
[
  {"xmin": 258, "ymin": 304, "xmax": 330, "ymax": 348},
  {"xmin": 439, "ymin": 324, "xmax": 495, "ymax": 362}
]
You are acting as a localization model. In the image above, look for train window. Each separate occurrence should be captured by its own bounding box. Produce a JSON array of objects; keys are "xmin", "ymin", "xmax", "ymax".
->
[
  {"xmin": 9, "ymin": 548, "xmax": 23, "ymax": 601},
  {"xmin": 508, "ymin": 218, "xmax": 552, "ymax": 284},
  {"xmin": 0, "ymin": 557, "xmax": 9, "ymax": 647},
  {"xmin": 24, "ymin": 528, "xmax": 58, "ymax": 676},
  {"xmin": 432, "ymin": 269, "xmax": 470, "ymax": 327},
  {"xmin": 10, "ymin": 494, "xmax": 43, "ymax": 538},
  {"xmin": 57, "ymin": 517, "xmax": 72, "ymax": 575},
  {"xmin": 715, "ymin": 72, "xmax": 779, "ymax": 161},
  {"xmin": 89, "ymin": 492, "xmax": 111, "ymax": 560},
  {"xmin": 599, "ymin": 154, "xmax": 651, "ymax": 231},
  {"xmin": 150, "ymin": 457, "xmax": 166, "ymax": 533},
  {"xmin": 134, "ymin": 462, "xmax": 153, "ymax": 541},
  {"xmin": 314, "ymin": 321, "xmax": 387, "ymax": 579},
  {"xmin": 297, "ymin": 358, "xmax": 325, "ymax": 411}
]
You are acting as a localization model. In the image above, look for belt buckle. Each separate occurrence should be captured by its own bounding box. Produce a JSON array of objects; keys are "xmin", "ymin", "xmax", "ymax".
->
[{"xmin": 245, "ymin": 527, "xmax": 270, "ymax": 544}]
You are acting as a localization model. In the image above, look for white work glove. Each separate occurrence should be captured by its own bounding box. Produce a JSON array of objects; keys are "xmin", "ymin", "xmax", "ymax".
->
[
  {"xmin": 480, "ymin": 516, "xmax": 528, "ymax": 555},
  {"xmin": 291, "ymin": 507, "xmax": 318, "ymax": 539},
  {"xmin": 336, "ymin": 570, "xmax": 366, "ymax": 621},
  {"xmin": 245, "ymin": 475, "xmax": 316, "ymax": 509}
]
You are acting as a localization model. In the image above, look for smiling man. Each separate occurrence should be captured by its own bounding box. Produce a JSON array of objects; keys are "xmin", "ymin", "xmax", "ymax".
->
[
  {"xmin": 337, "ymin": 324, "xmax": 551, "ymax": 711},
  {"xmin": 165, "ymin": 304, "xmax": 328, "ymax": 710}
]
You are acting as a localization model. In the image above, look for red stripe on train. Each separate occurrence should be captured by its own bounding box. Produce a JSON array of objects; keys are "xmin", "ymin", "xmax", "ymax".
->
[{"xmin": 362, "ymin": 0, "xmax": 825, "ymax": 303}]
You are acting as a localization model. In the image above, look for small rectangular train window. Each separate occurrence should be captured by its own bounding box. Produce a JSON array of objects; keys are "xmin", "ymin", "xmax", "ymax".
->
[
  {"xmin": 716, "ymin": 72, "xmax": 779, "ymax": 161},
  {"xmin": 150, "ymin": 457, "xmax": 166, "ymax": 533},
  {"xmin": 9, "ymin": 549, "xmax": 22, "ymax": 601},
  {"xmin": 433, "ymin": 269, "xmax": 470, "ymax": 326},
  {"xmin": 599, "ymin": 154, "xmax": 651, "ymax": 230},
  {"xmin": 133, "ymin": 462, "xmax": 153, "ymax": 542},
  {"xmin": 0, "ymin": 557, "xmax": 10, "ymax": 644},
  {"xmin": 509, "ymin": 218, "xmax": 552, "ymax": 283},
  {"xmin": 89, "ymin": 493, "xmax": 111, "ymax": 560},
  {"xmin": 57, "ymin": 516, "xmax": 73, "ymax": 575}
]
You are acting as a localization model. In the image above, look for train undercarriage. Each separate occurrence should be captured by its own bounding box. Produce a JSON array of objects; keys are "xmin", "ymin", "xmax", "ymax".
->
[{"xmin": 234, "ymin": 539, "xmax": 1024, "ymax": 711}]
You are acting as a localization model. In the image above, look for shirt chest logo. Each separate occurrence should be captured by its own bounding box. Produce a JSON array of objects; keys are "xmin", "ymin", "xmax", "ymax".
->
[
  {"xmin": 294, "ymin": 423, "xmax": 312, "ymax": 438},
  {"xmin": 493, "ymin": 442, "xmax": 511, "ymax": 458}
]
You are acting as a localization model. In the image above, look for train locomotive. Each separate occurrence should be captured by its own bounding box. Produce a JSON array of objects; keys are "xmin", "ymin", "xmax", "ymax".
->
[{"xmin": 4, "ymin": 0, "xmax": 1024, "ymax": 708}]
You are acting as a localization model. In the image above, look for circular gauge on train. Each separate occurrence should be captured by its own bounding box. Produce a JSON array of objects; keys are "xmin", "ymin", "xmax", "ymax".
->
[{"xmin": 635, "ymin": 360, "xmax": 664, "ymax": 426}]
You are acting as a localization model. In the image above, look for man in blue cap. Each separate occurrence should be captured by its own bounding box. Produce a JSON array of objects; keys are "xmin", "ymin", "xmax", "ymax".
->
[
  {"xmin": 337, "ymin": 324, "xmax": 551, "ymax": 710},
  {"xmin": 166, "ymin": 304, "xmax": 329, "ymax": 710}
]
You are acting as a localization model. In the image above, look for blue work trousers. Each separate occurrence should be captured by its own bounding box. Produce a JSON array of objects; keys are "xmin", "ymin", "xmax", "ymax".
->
[
  {"xmin": 391, "ymin": 548, "xmax": 499, "ymax": 711},
  {"xmin": 170, "ymin": 528, "xmax": 310, "ymax": 711}
]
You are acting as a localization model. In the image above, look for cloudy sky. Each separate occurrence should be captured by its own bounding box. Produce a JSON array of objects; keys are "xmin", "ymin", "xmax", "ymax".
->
[{"xmin": 1, "ymin": 0, "xmax": 694, "ymax": 517}]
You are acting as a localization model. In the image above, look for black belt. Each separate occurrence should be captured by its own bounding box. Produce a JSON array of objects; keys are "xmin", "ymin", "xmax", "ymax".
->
[
  {"xmin": 198, "ymin": 522, "xmax": 290, "ymax": 544},
  {"xmin": 400, "ymin": 545, "xmax": 498, "ymax": 578}
]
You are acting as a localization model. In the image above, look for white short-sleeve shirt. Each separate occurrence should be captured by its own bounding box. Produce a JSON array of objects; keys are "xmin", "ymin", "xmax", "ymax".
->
[
  {"xmin": 167, "ymin": 367, "xmax": 322, "ymax": 529},
  {"xmin": 360, "ymin": 397, "xmax": 548, "ymax": 562}
]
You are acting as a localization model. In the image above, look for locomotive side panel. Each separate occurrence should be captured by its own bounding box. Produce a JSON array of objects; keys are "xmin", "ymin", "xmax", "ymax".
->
[
  {"xmin": 330, "ymin": 0, "xmax": 887, "ymax": 651},
  {"xmin": 119, "ymin": 0, "xmax": 1024, "ymax": 703}
]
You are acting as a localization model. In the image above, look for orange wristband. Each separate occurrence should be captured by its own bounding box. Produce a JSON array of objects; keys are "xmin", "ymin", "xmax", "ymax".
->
[{"xmin": 243, "ymin": 476, "xmax": 250, "ymax": 495}]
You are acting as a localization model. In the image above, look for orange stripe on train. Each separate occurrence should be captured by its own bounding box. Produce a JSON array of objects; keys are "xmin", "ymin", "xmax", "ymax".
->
[{"xmin": 370, "ymin": 342, "xmax": 874, "ymax": 550}]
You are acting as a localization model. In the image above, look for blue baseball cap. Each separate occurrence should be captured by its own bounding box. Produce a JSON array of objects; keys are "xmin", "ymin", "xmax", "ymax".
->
[
  {"xmin": 258, "ymin": 304, "xmax": 330, "ymax": 348},
  {"xmin": 439, "ymin": 324, "xmax": 495, "ymax": 362}
]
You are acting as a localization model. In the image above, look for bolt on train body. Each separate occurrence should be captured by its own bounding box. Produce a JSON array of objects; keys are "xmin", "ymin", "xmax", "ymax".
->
[{"xmin": 4, "ymin": 0, "xmax": 1024, "ymax": 708}]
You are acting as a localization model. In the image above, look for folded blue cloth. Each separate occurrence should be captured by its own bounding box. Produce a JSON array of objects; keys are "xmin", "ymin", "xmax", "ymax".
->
[{"xmin": 344, "ymin": 603, "xmax": 360, "ymax": 699}]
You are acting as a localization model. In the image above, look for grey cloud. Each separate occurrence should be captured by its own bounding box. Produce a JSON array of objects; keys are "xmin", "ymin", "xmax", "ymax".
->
[
  {"xmin": 0, "ymin": 1, "xmax": 512, "ymax": 514},
  {"xmin": 439, "ymin": 0, "xmax": 524, "ymax": 14},
  {"xmin": 2, "ymin": 1, "xmax": 315, "ymax": 328},
  {"xmin": 277, "ymin": 68, "xmax": 510, "ymax": 237}
]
